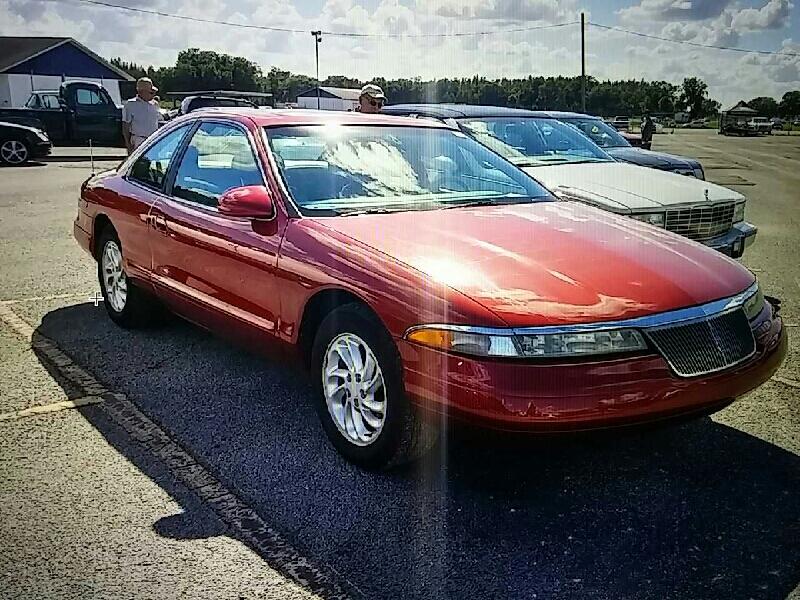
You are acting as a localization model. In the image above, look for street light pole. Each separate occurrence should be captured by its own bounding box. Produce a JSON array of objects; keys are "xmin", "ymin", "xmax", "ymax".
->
[
  {"xmin": 581, "ymin": 12, "xmax": 586, "ymax": 113},
  {"xmin": 311, "ymin": 30, "xmax": 322, "ymax": 110}
]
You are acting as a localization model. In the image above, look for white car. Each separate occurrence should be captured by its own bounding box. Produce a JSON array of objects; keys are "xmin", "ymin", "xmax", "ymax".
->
[{"xmin": 382, "ymin": 104, "xmax": 757, "ymax": 258}]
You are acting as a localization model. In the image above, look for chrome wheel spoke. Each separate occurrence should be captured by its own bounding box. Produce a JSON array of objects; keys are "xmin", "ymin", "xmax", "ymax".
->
[
  {"xmin": 323, "ymin": 332, "xmax": 387, "ymax": 447},
  {"xmin": 359, "ymin": 407, "xmax": 383, "ymax": 429},
  {"xmin": 101, "ymin": 241, "xmax": 126, "ymax": 313}
]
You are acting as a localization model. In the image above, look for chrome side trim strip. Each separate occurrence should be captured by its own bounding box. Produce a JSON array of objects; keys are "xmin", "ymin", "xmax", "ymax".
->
[
  {"xmin": 151, "ymin": 273, "xmax": 276, "ymax": 332},
  {"xmin": 403, "ymin": 282, "xmax": 759, "ymax": 338}
]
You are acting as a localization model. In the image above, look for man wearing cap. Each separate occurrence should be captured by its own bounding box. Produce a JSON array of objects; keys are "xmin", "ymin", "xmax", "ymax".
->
[
  {"xmin": 357, "ymin": 83, "xmax": 386, "ymax": 114},
  {"xmin": 122, "ymin": 77, "xmax": 161, "ymax": 154}
]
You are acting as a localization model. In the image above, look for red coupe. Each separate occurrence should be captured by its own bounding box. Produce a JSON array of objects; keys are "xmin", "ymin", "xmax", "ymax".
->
[{"xmin": 74, "ymin": 109, "xmax": 786, "ymax": 469}]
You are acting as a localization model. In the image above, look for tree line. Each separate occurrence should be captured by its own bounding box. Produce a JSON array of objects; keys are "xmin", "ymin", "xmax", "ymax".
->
[{"xmin": 110, "ymin": 49, "xmax": 799, "ymax": 119}]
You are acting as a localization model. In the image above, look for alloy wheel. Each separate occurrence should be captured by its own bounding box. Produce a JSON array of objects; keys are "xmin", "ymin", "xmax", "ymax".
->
[
  {"xmin": 323, "ymin": 333, "xmax": 387, "ymax": 446},
  {"xmin": 101, "ymin": 241, "xmax": 127, "ymax": 312},
  {"xmin": 1, "ymin": 140, "xmax": 29, "ymax": 165}
]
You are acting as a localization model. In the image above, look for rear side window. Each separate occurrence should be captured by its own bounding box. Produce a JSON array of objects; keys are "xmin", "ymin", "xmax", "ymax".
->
[
  {"xmin": 129, "ymin": 125, "xmax": 190, "ymax": 190},
  {"xmin": 42, "ymin": 95, "xmax": 61, "ymax": 109},
  {"xmin": 172, "ymin": 122, "xmax": 262, "ymax": 207}
]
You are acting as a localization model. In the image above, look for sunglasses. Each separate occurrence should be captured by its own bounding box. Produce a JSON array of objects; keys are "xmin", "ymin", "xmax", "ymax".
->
[{"xmin": 367, "ymin": 98, "xmax": 384, "ymax": 107}]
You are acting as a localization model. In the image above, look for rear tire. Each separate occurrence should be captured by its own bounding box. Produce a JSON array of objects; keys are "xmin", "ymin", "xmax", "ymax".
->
[
  {"xmin": 97, "ymin": 227, "xmax": 164, "ymax": 328},
  {"xmin": 311, "ymin": 303, "xmax": 437, "ymax": 470}
]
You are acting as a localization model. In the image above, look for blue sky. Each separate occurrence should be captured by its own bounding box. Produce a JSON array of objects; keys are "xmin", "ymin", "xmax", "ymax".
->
[{"xmin": 1, "ymin": 0, "xmax": 797, "ymax": 106}]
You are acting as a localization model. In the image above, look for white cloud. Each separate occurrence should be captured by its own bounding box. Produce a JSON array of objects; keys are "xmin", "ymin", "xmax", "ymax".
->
[
  {"xmin": 618, "ymin": 0, "xmax": 733, "ymax": 23},
  {"xmin": 732, "ymin": 0, "xmax": 792, "ymax": 30}
]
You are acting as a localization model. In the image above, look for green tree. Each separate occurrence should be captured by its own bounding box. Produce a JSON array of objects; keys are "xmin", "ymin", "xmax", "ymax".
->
[
  {"xmin": 677, "ymin": 77, "xmax": 712, "ymax": 119},
  {"xmin": 779, "ymin": 90, "xmax": 800, "ymax": 117},
  {"xmin": 746, "ymin": 96, "xmax": 779, "ymax": 117}
]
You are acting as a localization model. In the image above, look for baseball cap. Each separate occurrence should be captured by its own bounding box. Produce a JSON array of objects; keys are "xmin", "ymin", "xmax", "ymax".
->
[
  {"xmin": 360, "ymin": 83, "xmax": 385, "ymax": 100},
  {"xmin": 136, "ymin": 77, "xmax": 158, "ymax": 93}
]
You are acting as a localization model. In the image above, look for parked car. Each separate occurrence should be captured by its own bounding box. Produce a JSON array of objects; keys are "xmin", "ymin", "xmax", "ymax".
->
[
  {"xmin": 747, "ymin": 117, "xmax": 772, "ymax": 134},
  {"xmin": 770, "ymin": 117, "xmax": 784, "ymax": 129},
  {"xmin": 383, "ymin": 104, "xmax": 756, "ymax": 258},
  {"xmin": 544, "ymin": 111, "xmax": 705, "ymax": 179},
  {"xmin": 0, "ymin": 121, "xmax": 52, "ymax": 165},
  {"xmin": 165, "ymin": 95, "xmax": 258, "ymax": 120},
  {"xmin": 605, "ymin": 116, "xmax": 630, "ymax": 131},
  {"xmin": 0, "ymin": 81, "xmax": 122, "ymax": 145},
  {"xmin": 74, "ymin": 109, "xmax": 786, "ymax": 469}
]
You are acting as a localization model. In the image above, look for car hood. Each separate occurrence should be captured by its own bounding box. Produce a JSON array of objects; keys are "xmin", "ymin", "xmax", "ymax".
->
[
  {"xmin": 605, "ymin": 146, "xmax": 698, "ymax": 169},
  {"xmin": 315, "ymin": 201, "xmax": 754, "ymax": 327},
  {"xmin": 526, "ymin": 162, "xmax": 742, "ymax": 211},
  {"xmin": 0, "ymin": 120, "xmax": 43, "ymax": 134}
]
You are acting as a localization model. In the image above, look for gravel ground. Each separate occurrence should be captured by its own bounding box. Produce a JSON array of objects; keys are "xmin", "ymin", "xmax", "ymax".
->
[{"xmin": 0, "ymin": 130, "xmax": 798, "ymax": 599}]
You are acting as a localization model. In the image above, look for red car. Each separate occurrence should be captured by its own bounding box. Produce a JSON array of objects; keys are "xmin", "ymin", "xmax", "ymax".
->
[{"xmin": 74, "ymin": 109, "xmax": 786, "ymax": 469}]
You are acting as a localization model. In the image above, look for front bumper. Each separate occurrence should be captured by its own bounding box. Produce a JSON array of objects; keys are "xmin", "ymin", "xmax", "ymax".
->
[
  {"xmin": 704, "ymin": 221, "xmax": 757, "ymax": 258},
  {"xmin": 32, "ymin": 139, "xmax": 52, "ymax": 158},
  {"xmin": 399, "ymin": 309, "xmax": 785, "ymax": 433}
]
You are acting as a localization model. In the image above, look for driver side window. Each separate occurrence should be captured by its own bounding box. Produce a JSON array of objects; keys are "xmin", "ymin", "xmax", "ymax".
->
[{"xmin": 172, "ymin": 122, "xmax": 263, "ymax": 207}]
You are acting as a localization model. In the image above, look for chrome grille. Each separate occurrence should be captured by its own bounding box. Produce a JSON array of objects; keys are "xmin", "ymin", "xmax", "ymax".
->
[
  {"xmin": 665, "ymin": 203, "xmax": 735, "ymax": 240},
  {"xmin": 645, "ymin": 309, "xmax": 755, "ymax": 377}
]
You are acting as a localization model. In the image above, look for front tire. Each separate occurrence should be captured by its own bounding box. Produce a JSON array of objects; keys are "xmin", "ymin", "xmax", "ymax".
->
[
  {"xmin": 97, "ymin": 227, "xmax": 163, "ymax": 328},
  {"xmin": 0, "ymin": 138, "xmax": 30, "ymax": 165},
  {"xmin": 311, "ymin": 303, "xmax": 437, "ymax": 470}
]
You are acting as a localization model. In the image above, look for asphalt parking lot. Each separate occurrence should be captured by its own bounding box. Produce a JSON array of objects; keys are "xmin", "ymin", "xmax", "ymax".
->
[{"xmin": 1, "ymin": 130, "xmax": 798, "ymax": 599}]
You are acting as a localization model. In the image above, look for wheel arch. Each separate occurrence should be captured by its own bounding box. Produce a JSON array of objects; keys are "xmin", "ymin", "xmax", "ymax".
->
[
  {"xmin": 297, "ymin": 287, "xmax": 383, "ymax": 368},
  {"xmin": 92, "ymin": 213, "xmax": 114, "ymax": 259}
]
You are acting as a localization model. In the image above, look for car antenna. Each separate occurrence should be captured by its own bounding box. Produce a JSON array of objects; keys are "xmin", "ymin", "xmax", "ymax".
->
[{"xmin": 89, "ymin": 138, "xmax": 95, "ymax": 175}]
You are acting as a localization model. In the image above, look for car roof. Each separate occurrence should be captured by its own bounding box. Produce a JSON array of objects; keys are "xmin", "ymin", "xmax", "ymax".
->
[
  {"xmin": 381, "ymin": 104, "xmax": 559, "ymax": 119},
  {"xmin": 538, "ymin": 111, "xmax": 603, "ymax": 120},
  {"xmin": 179, "ymin": 108, "xmax": 449, "ymax": 128}
]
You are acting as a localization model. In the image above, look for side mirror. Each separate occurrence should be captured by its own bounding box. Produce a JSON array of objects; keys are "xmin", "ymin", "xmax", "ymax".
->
[{"xmin": 218, "ymin": 185, "xmax": 275, "ymax": 219}]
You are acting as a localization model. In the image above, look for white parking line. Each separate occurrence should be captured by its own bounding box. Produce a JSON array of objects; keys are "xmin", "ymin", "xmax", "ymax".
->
[
  {"xmin": 0, "ymin": 292, "xmax": 94, "ymax": 305},
  {"xmin": 0, "ymin": 302, "xmax": 361, "ymax": 600},
  {"xmin": 0, "ymin": 396, "xmax": 105, "ymax": 421}
]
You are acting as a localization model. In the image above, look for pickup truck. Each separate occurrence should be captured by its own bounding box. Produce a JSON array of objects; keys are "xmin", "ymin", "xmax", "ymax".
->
[
  {"xmin": 0, "ymin": 81, "xmax": 123, "ymax": 146},
  {"xmin": 747, "ymin": 117, "xmax": 773, "ymax": 134}
]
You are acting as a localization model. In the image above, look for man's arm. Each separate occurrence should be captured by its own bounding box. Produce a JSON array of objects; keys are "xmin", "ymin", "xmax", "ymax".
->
[{"xmin": 121, "ymin": 102, "xmax": 133, "ymax": 154}]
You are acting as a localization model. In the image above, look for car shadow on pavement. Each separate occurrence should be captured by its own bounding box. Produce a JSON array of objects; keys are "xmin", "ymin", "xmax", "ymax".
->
[{"xmin": 33, "ymin": 303, "xmax": 800, "ymax": 600}]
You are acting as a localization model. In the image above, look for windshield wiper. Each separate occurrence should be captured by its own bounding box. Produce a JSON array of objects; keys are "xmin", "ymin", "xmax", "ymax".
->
[{"xmin": 438, "ymin": 197, "xmax": 537, "ymax": 209}]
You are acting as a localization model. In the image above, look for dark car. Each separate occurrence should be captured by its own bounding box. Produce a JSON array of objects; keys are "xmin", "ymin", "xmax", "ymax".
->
[
  {"xmin": 546, "ymin": 112, "xmax": 706, "ymax": 179},
  {"xmin": 0, "ymin": 81, "xmax": 122, "ymax": 146},
  {"xmin": 0, "ymin": 121, "xmax": 52, "ymax": 165}
]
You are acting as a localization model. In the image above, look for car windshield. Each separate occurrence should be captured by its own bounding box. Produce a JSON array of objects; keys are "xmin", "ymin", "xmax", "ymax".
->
[
  {"xmin": 457, "ymin": 117, "xmax": 613, "ymax": 166},
  {"xmin": 559, "ymin": 118, "xmax": 631, "ymax": 148},
  {"xmin": 264, "ymin": 125, "xmax": 553, "ymax": 215}
]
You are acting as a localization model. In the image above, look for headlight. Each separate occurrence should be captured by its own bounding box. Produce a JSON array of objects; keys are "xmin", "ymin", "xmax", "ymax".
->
[
  {"xmin": 742, "ymin": 287, "xmax": 765, "ymax": 320},
  {"xmin": 630, "ymin": 212, "xmax": 665, "ymax": 227},
  {"xmin": 406, "ymin": 328, "xmax": 518, "ymax": 357},
  {"xmin": 405, "ymin": 327, "xmax": 647, "ymax": 358},
  {"xmin": 693, "ymin": 167, "xmax": 705, "ymax": 180},
  {"xmin": 733, "ymin": 201, "xmax": 746, "ymax": 223},
  {"xmin": 516, "ymin": 330, "xmax": 647, "ymax": 357}
]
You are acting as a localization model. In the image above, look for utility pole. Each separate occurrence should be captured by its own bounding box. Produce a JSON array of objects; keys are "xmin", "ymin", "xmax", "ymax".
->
[
  {"xmin": 311, "ymin": 30, "xmax": 322, "ymax": 110},
  {"xmin": 581, "ymin": 12, "xmax": 586, "ymax": 113}
]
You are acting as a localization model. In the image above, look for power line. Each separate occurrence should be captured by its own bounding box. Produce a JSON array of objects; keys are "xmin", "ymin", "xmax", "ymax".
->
[
  {"xmin": 589, "ymin": 22, "xmax": 800, "ymax": 57},
  {"xmin": 69, "ymin": 0, "xmax": 578, "ymax": 38}
]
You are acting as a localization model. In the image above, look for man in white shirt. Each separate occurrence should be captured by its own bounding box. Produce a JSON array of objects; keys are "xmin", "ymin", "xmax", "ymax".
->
[{"xmin": 122, "ymin": 77, "xmax": 161, "ymax": 154}]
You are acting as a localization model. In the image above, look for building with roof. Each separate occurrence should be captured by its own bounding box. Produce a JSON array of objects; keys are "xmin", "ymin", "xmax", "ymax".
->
[
  {"xmin": 0, "ymin": 36, "xmax": 134, "ymax": 108},
  {"xmin": 296, "ymin": 86, "xmax": 361, "ymax": 111}
]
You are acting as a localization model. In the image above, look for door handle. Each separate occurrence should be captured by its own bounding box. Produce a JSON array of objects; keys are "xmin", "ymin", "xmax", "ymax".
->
[{"xmin": 148, "ymin": 214, "xmax": 168, "ymax": 233}]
